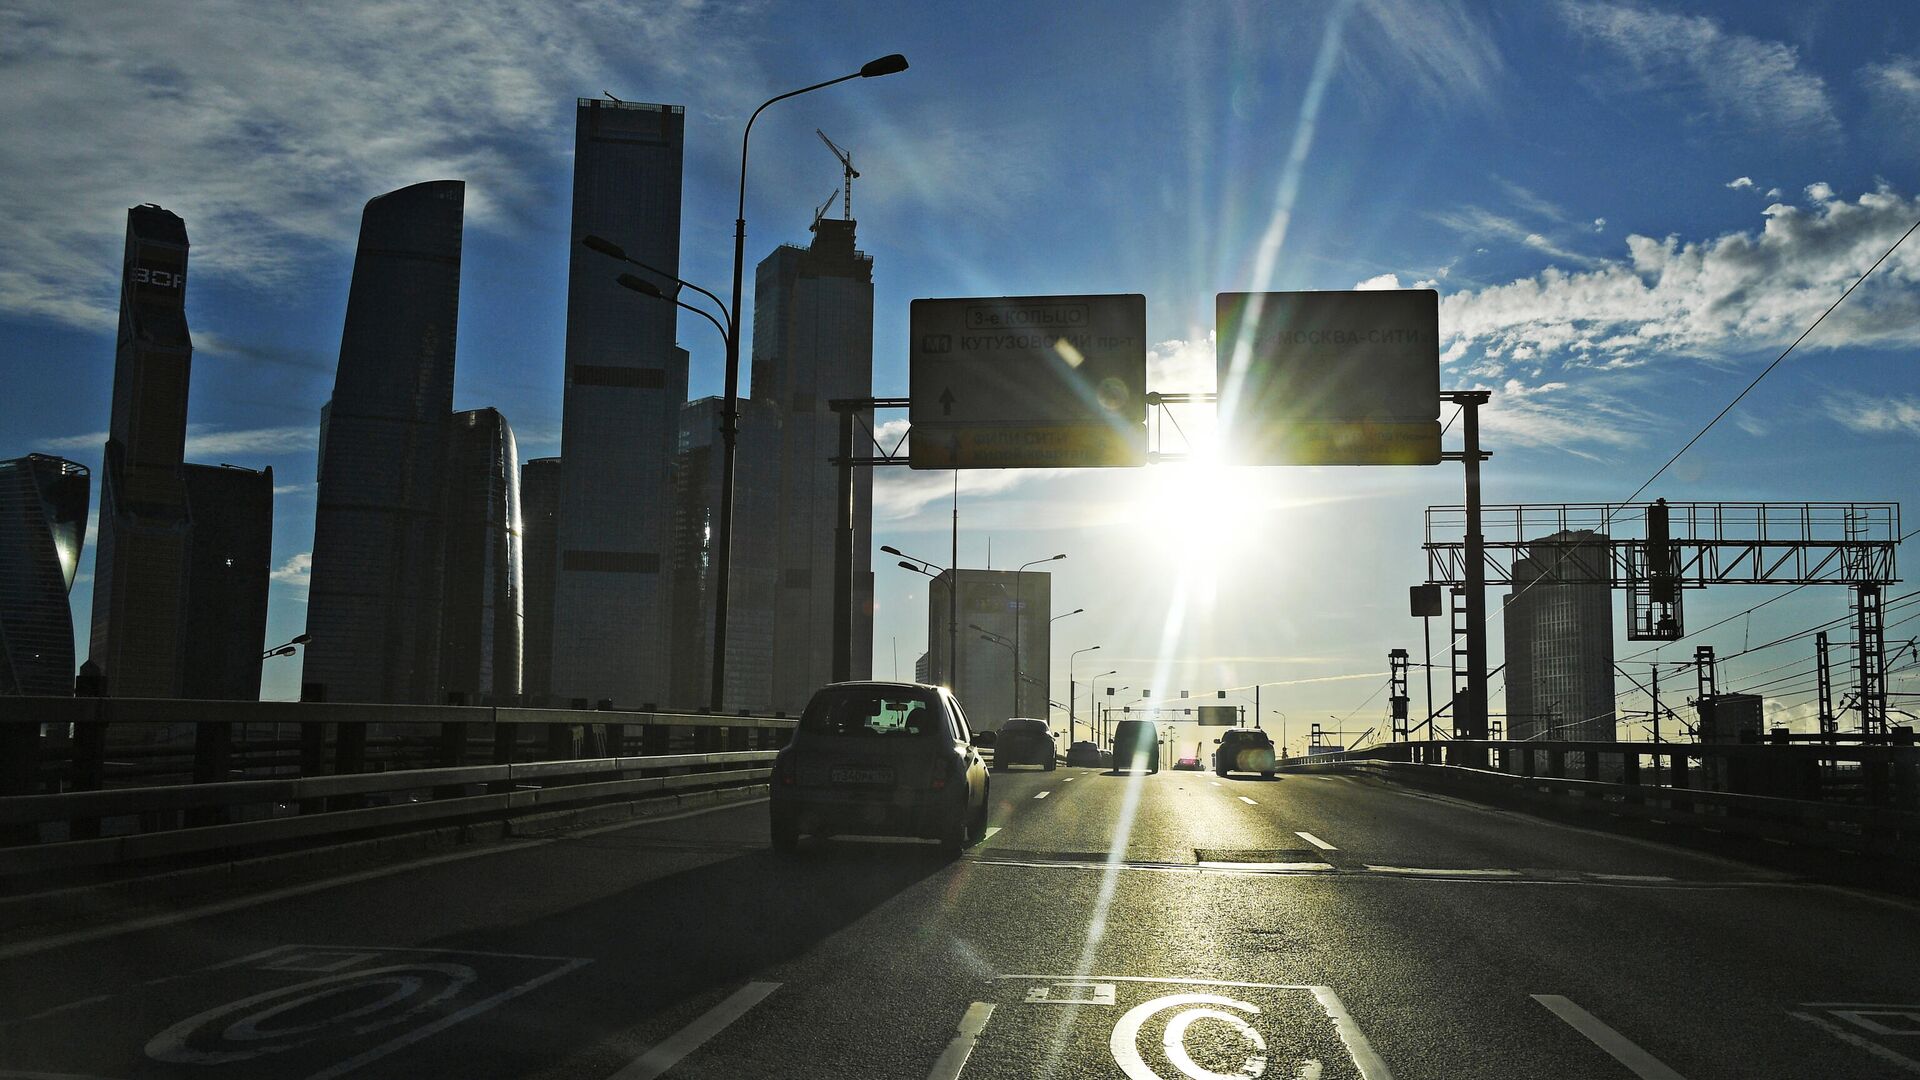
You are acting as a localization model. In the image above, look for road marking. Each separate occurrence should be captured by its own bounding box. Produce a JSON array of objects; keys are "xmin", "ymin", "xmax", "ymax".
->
[
  {"xmin": 1590, "ymin": 873, "xmax": 1674, "ymax": 882},
  {"xmin": 1296, "ymin": 831, "xmax": 1337, "ymax": 851},
  {"xmin": 926, "ymin": 1001, "xmax": 994, "ymax": 1080},
  {"xmin": 1789, "ymin": 1009, "xmax": 1920, "ymax": 1074},
  {"xmin": 1198, "ymin": 861, "xmax": 1335, "ymax": 872},
  {"xmin": 1035, "ymin": 791, "xmax": 1052, "ymax": 799},
  {"xmin": 1064, "ymin": 776, "xmax": 1077, "ymax": 782},
  {"xmin": 1367, "ymin": 865, "xmax": 1521, "ymax": 877},
  {"xmin": 0, "ymin": 796, "xmax": 769, "ymax": 963},
  {"xmin": 1112, "ymin": 993, "xmax": 1268, "ymax": 1080},
  {"xmin": 615, "ymin": 981, "xmax": 781, "ymax": 1080},
  {"xmin": 982, "ymin": 826, "xmax": 1003, "ymax": 841},
  {"xmin": 1209, "ymin": 781, "xmax": 1221, "ymax": 787},
  {"xmin": 1238, "ymin": 796, "xmax": 1258, "ymax": 805},
  {"xmin": 1533, "ymin": 995, "xmax": 1689, "ymax": 1080}
]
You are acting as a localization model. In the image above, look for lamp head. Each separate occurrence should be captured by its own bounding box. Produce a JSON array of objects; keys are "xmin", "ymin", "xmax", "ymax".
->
[
  {"xmin": 617, "ymin": 273, "xmax": 664, "ymax": 299},
  {"xmin": 581, "ymin": 234, "xmax": 625, "ymax": 259},
  {"xmin": 860, "ymin": 54, "xmax": 908, "ymax": 78}
]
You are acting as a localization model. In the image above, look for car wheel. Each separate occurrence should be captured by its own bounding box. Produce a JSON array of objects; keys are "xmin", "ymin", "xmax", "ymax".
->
[
  {"xmin": 1261, "ymin": 771, "xmax": 1275, "ymax": 779},
  {"xmin": 1043, "ymin": 758, "xmax": 1056, "ymax": 771},
  {"xmin": 770, "ymin": 808, "xmax": 799, "ymax": 853}
]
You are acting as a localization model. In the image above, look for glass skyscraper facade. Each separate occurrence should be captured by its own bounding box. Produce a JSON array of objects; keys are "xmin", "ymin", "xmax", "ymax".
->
[
  {"xmin": 439, "ymin": 409, "xmax": 523, "ymax": 705},
  {"xmin": 180, "ymin": 463, "xmax": 273, "ymax": 700},
  {"xmin": 519, "ymin": 456, "xmax": 561, "ymax": 705},
  {"xmin": 741, "ymin": 218, "xmax": 876, "ymax": 713},
  {"xmin": 1502, "ymin": 529, "xmax": 1617, "ymax": 742},
  {"xmin": 551, "ymin": 99, "xmax": 687, "ymax": 709},
  {"xmin": 305, "ymin": 180, "xmax": 465, "ymax": 703},
  {"xmin": 90, "ymin": 204, "xmax": 194, "ymax": 698},
  {"xmin": 0, "ymin": 455, "xmax": 89, "ymax": 696}
]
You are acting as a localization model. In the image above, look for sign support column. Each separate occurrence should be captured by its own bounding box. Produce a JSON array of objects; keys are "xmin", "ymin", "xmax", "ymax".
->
[{"xmin": 1441, "ymin": 390, "xmax": 1491, "ymax": 765}]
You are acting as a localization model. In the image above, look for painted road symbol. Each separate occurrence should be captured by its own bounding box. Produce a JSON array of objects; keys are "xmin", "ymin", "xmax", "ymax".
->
[
  {"xmin": 955, "ymin": 976, "xmax": 1391, "ymax": 1080},
  {"xmin": 1788, "ymin": 1002, "xmax": 1920, "ymax": 1072},
  {"xmin": 0, "ymin": 944, "xmax": 589, "ymax": 1080}
]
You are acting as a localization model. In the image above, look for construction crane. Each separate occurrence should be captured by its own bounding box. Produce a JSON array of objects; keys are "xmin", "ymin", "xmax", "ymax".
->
[
  {"xmin": 815, "ymin": 129, "xmax": 858, "ymax": 220},
  {"xmin": 811, "ymin": 188, "xmax": 839, "ymax": 230}
]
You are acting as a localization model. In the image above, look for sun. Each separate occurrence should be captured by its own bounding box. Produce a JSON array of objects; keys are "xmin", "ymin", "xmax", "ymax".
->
[{"xmin": 1128, "ymin": 446, "xmax": 1263, "ymax": 576}]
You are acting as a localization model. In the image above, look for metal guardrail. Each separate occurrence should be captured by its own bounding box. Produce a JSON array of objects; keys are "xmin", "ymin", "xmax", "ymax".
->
[
  {"xmin": 0, "ymin": 697, "xmax": 798, "ymax": 872},
  {"xmin": 1281, "ymin": 738, "xmax": 1920, "ymax": 858}
]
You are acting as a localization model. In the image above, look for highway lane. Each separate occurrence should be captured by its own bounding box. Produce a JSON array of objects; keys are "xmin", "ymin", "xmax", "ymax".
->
[{"xmin": 2, "ymin": 766, "xmax": 1918, "ymax": 1079}]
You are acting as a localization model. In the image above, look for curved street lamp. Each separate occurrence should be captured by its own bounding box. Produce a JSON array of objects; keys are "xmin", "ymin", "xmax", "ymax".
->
[
  {"xmin": 1068, "ymin": 644, "xmax": 1100, "ymax": 742},
  {"xmin": 708, "ymin": 55, "xmax": 910, "ymax": 710},
  {"xmin": 1012, "ymin": 553, "xmax": 1065, "ymax": 717}
]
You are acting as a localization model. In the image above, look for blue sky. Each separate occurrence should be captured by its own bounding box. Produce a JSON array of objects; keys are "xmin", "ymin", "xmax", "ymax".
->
[{"xmin": 4, "ymin": 1, "xmax": 1918, "ymax": 741}]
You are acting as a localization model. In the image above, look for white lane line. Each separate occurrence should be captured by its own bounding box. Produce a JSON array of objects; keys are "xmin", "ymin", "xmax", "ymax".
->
[
  {"xmin": 1209, "ymin": 781, "xmax": 1220, "ymax": 787},
  {"xmin": 0, "ymin": 796, "xmax": 769, "ymax": 963},
  {"xmin": 1063, "ymin": 776, "xmax": 1076, "ymax": 781},
  {"xmin": 1532, "ymin": 995, "xmax": 1689, "ymax": 1080},
  {"xmin": 1590, "ymin": 873, "xmax": 1674, "ymax": 882},
  {"xmin": 1237, "ymin": 796, "xmax": 1258, "ymax": 805},
  {"xmin": 1310, "ymin": 985, "xmax": 1397, "ymax": 1080},
  {"xmin": 926, "ymin": 1001, "xmax": 995, "ymax": 1080},
  {"xmin": 1034, "ymin": 791, "xmax": 1052, "ymax": 800},
  {"xmin": 1367, "ymin": 865, "xmax": 1521, "ymax": 877},
  {"xmin": 614, "ymin": 981, "xmax": 782, "ymax": 1080},
  {"xmin": 1789, "ymin": 1010, "xmax": 1920, "ymax": 1074},
  {"xmin": 1197, "ymin": 861, "xmax": 1335, "ymax": 872},
  {"xmin": 982, "ymin": 826, "xmax": 1003, "ymax": 841},
  {"xmin": 1296, "ymin": 831, "xmax": 1337, "ymax": 851}
]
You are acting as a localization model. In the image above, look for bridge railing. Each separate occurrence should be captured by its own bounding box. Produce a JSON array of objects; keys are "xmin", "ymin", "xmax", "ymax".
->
[
  {"xmin": 1280, "ymin": 737, "xmax": 1920, "ymax": 858},
  {"xmin": 0, "ymin": 697, "xmax": 796, "ymax": 874}
]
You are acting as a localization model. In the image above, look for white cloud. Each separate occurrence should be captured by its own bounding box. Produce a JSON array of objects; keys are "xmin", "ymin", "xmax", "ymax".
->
[
  {"xmin": 1476, "ymin": 379, "xmax": 1650, "ymax": 460},
  {"xmin": 1352, "ymin": 0, "xmax": 1504, "ymax": 105},
  {"xmin": 1592, "ymin": 218, "xmax": 1606, "ymax": 232},
  {"xmin": 1765, "ymin": 187, "xmax": 1783, "ymax": 199},
  {"xmin": 1436, "ymin": 187, "xmax": 1920, "ymax": 366},
  {"xmin": 269, "ymin": 551, "xmax": 311, "ymax": 594},
  {"xmin": 1560, "ymin": 2, "xmax": 1836, "ymax": 135},
  {"xmin": 1727, "ymin": 177, "xmax": 1755, "ymax": 190},
  {"xmin": 1823, "ymin": 392, "xmax": 1920, "ymax": 436},
  {"xmin": 42, "ymin": 424, "xmax": 314, "ymax": 459},
  {"xmin": 1430, "ymin": 206, "xmax": 1602, "ymax": 266},
  {"xmin": 1806, "ymin": 181, "xmax": 1836, "ymax": 203},
  {"xmin": 1863, "ymin": 55, "xmax": 1920, "ymax": 106},
  {"xmin": 0, "ymin": 1, "xmax": 757, "ymax": 329},
  {"xmin": 1354, "ymin": 273, "xmax": 1403, "ymax": 291}
]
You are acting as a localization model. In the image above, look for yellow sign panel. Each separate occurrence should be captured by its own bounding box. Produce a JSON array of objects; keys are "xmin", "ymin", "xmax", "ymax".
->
[
  {"xmin": 910, "ymin": 424, "xmax": 1146, "ymax": 469},
  {"xmin": 1230, "ymin": 420, "xmax": 1442, "ymax": 466}
]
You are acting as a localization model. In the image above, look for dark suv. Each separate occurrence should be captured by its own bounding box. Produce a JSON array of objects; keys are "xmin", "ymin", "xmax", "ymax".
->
[
  {"xmin": 770, "ymin": 682, "xmax": 994, "ymax": 855},
  {"xmin": 1214, "ymin": 728, "xmax": 1277, "ymax": 778},
  {"xmin": 1110, "ymin": 719, "xmax": 1159, "ymax": 774},
  {"xmin": 993, "ymin": 717, "xmax": 1056, "ymax": 770}
]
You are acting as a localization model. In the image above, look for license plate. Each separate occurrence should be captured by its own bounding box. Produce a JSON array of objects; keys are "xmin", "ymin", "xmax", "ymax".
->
[{"xmin": 831, "ymin": 765, "xmax": 895, "ymax": 786}]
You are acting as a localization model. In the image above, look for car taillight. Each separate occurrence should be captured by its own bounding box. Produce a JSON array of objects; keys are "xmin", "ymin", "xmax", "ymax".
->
[{"xmin": 776, "ymin": 756, "xmax": 796, "ymax": 786}]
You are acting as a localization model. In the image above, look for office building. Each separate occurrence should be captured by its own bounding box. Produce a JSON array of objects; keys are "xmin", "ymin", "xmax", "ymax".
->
[
  {"xmin": 304, "ymin": 180, "xmax": 465, "ymax": 703},
  {"xmin": 551, "ymin": 99, "xmax": 687, "ymax": 709},
  {"xmin": 89, "ymin": 204, "xmax": 194, "ymax": 698},
  {"xmin": 179, "ymin": 463, "xmax": 273, "ymax": 700},
  {"xmin": 914, "ymin": 651, "xmax": 930, "ymax": 684},
  {"xmin": 743, "ymin": 216, "xmax": 876, "ymax": 713},
  {"xmin": 926, "ymin": 568, "xmax": 1052, "ymax": 730},
  {"xmin": 0, "ymin": 455, "xmax": 89, "ymax": 695},
  {"xmin": 1502, "ymin": 529, "xmax": 1615, "ymax": 742},
  {"xmin": 438, "ymin": 409, "xmax": 523, "ymax": 705},
  {"xmin": 520, "ymin": 456, "xmax": 561, "ymax": 705}
]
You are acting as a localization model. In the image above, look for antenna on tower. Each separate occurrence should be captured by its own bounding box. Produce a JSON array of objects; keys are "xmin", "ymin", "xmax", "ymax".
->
[
  {"xmin": 811, "ymin": 188, "xmax": 839, "ymax": 231},
  {"xmin": 602, "ymin": 90, "xmax": 626, "ymax": 105},
  {"xmin": 815, "ymin": 129, "xmax": 859, "ymax": 220}
]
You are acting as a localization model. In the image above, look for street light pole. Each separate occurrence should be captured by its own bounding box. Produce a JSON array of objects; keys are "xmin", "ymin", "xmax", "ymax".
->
[
  {"xmin": 1068, "ymin": 643, "xmax": 1099, "ymax": 744},
  {"xmin": 1011, "ymin": 554, "xmax": 1065, "ymax": 718},
  {"xmin": 711, "ymin": 54, "xmax": 908, "ymax": 712}
]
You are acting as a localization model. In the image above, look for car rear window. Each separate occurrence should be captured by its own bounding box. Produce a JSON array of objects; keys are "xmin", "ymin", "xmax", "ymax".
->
[{"xmin": 800, "ymin": 688, "xmax": 945, "ymax": 738}]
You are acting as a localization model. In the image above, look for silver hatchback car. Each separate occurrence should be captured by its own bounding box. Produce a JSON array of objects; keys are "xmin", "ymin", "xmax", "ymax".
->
[{"xmin": 770, "ymin": 682, "xmax": 994, "ymax": 855}]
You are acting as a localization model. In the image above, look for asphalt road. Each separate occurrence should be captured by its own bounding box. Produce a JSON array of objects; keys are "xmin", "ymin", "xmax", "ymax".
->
[{"xmin": 3, "ymin": 766, "xmax": 1918, "ymax": 1080}]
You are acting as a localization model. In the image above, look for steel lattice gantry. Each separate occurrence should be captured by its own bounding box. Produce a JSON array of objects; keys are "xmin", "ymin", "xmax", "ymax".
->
[{"xmin": 1422, "ymin": 500, "xmax": 1901, "ymax": 735}]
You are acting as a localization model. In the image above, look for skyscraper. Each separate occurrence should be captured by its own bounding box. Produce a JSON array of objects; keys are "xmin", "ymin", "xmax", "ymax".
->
[
  {"xmin": 179, "ymin": 463, "xmax": 273, "ymax": 700},
  {"xmin": 742, "ymin": 217, "xmax": 876, "ymax": 713},
  {"xmin": 304, "ymin": 180, "xmax": 464, "ymax": 704},
  {"xmin": 439, "ymin": 409, "xmax": 523, "ymax": 705},
  {"xmin": 669, "ymin": 397, "xmax": 777, "ymax": 709},
  {"xmin": 90, "ymin": 204, "xmax": 194, "ymax": 698},
  {"xmin": 1502, "ymin": 529, "xmax": 1616, "ymax": 742},
  {"xmin": 551, "ymin": 99, "xmax": 687, "ymax": 708},
  {"xmin": 0, "ymin": 455, "xmax": 89, "ymax": 696},
  {"xmin": 926, "ymin": 568, "xmax": 1052, "ymax": 730},
  {"xmin": 519, "ymin": 456, "xmax": 561, "ymax": 705}
]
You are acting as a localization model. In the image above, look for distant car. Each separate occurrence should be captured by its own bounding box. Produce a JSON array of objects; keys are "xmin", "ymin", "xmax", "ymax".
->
[
  {"xmin": 1111, "ymin": 719, "xmax": 1159, "ymax": 774},
  {"xmin": 1172, "ymin": 755, "xmax": 1203, "ymax": 771},
  {"xmin": 994, "ymin": 717, "xmax": 1056, "ymax": 770},
  {"xmin": 1066, "ymin": 740, "xmax": 1102, "ymax": 768},
  {"xmin": 770, "ymin": 681, "xmax": 994, "ymax": 855},
  {"xmin": 1215, "ymin": 728, "xmax": 1277, "ymax": 778}
]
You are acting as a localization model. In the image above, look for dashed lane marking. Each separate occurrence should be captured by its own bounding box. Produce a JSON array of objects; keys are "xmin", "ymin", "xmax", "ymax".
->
[
  {"xmin": 1237, "ymin": 796, "xmax": 1257, "ymax": 806},
  {"xmin": 926, "ymin": 1001, "xmax": 994, "ymax": 1080},
  {"xmin": 1034, "ymin": 791, "xmax": 1052, "ymax": 800},
  {"xmin": 1367, "ymin": 866, "xmax": 1519, "ymax": 877},
  {"xmin": 1533, "ymin": 995, "xmax": 1689, "ymax": 1080},
  {"xmin": 1296, "ymin": 831, "xmax": 1337, "ymax": 851},
  {"xmin": 982, "ymin": 827, "xmax": 1003, "ymax": 841},
  {"xmin": 613, "ymin": 981, "xmax": 781, "ymax": 1080},
  {"xmin": 1064, "ymin": 777, "xmax": 1076, "ymax": 781}
]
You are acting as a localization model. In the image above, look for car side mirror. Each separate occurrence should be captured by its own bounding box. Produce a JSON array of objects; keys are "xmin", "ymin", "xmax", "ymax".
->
[
  {"xmin": 1213, "ymin": 739, "xmax": 1221, "ymax": 744},
  {"xmin": 972, "ymin": 731, "xmax": 996, "ymax": 748}
]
